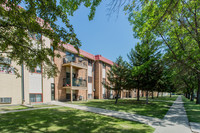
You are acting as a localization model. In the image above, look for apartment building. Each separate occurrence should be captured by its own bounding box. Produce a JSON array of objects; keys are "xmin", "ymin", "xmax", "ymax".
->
[
  {"xmin": 94, "ymin": 55, "xmax": 114, "ymax": 99},
  {"xmin": 0, "ymin": 35, "xmax": 54, "ymax": 105},
  {"xmin": 54, "ymin": 44, "xmax": 95, "ymax": 102}
]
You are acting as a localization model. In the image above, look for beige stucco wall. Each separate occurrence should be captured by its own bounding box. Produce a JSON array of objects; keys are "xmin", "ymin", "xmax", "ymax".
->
[{"xmin": 0, "ymin": 62, "xmax": 22, "ymax": 104}]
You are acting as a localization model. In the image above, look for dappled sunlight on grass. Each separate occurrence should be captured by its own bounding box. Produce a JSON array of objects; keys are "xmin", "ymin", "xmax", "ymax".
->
[
  {"xmin": 0, "ymin": 105, "xmax": 28, "ymax": 112},
  {"xmin": 72, "ymin": 97, "xmax": 174, "ymax": 119},
  {"xmin": 182, "ymin": 96, "xmax": 200, "ymax": 123},
  {"xmin": 0, "ymin": 107, "xmax": 154, "ymax": 133}
]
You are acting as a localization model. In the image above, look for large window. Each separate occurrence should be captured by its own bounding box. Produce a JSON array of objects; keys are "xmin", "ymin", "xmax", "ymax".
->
[
  {"xmin": 30, "ymin": 65, "xmax": 41, "ymax": 73},
  {"xmin": 51, "ymin": 83, "xmax": 55, "ymax": 100},
  {"xmin": 88, "ymin": 94, "xmax": 92, "ymax": 99},
  {"xmin": 102, "ymin": 63, "xmax": 106, "ymax": 69},
  {"xmin": 88, "ymin": 76, "xmax": 92, "ymax": 83},
  {"xmin": 88, "ymin": 59, "xmax": 93, "ymax": 66},
  {"xmin": 64, "ymin": 52, "xmax": 75, "ymax": 63},
  {"xmin": 30, "ymin": 94, "xmax": 42, "ymax": 102},
  {"xmin": 0, "ymin": 97, "xmax": 12, "ymax": 103}
]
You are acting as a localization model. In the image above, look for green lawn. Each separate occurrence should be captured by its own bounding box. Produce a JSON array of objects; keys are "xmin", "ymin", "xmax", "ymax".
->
[
  {"xmin": 0, "ymin": 107, "xmax": 154, "ymax": 133},
  {"xmin": 0, "ymin": 105, "xmax": 28, "ymax": 112},
  {"xmin": 140, "ymin": 95, "xmax": 178, "ymax": 102},
  {"xmin": 182, "ymin": 96, "xmax": 200, "ymax": 123},
  {"xmin": 0, "ymin": 104, "xmax": 58, "ymax": 112},
  {"xmin": 72, "ymin": 96, "xmax": 177, "ymax": 119}
]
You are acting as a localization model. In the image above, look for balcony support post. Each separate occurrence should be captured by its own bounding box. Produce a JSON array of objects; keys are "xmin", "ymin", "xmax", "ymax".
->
[
  {"xmin": 70, "ymin": 65, "xmax": 73, "ymax": 102},
  {"xmin": 71, "ymin": 89, "xmax": 73, "ymax": 102},
  {"xmin": 86, "ymin": 90, "xmax": 88, "ymax": 101}
]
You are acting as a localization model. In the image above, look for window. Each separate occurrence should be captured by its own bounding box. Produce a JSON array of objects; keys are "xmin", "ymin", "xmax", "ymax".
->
[
  {"xmin": 0, "ymin": 65, "xmax": 14, "ymax": 74},
  {"xmin": 88, "ymin": 94, "xmax": 92, "ymax": 99},
  {"xmin": 102, "ymin": 78, "xmax": 106, "ymax": 84},
  {"xmin": 51, "ymin": 83, "xmax": 55, "ymax": 100},
  {"xmin": 30, "ymin": 65, "xmax": 41, "ymax": 74},
  {"xmin": 65, "ymin": 52, "xmax": 75, "ymax": 63},
  {"xmin": 0, "ymin": 97, "xmax": 12, "ymax": 103},
  {"xmin": 0, "ymin": 57, "xmax": 11, "ymax": 64},
  {"xmin": 88, "ymin": 76, "xmax": 92, "ymax": 83},
  {"xmin": 88, "ymin": 59, "xmax": 93, "ymax": 66},
  {"xmin": 30, "ymin": 94, "xmax": 42, "ymax": 102},
  {"xmin": 102, "ymin": 63, "xmax": 106, "ymax": 69}
]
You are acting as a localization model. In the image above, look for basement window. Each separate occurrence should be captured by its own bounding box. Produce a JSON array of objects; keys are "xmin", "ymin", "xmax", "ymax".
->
[{"xmin": 0, "ymin": 97, "xmax": 12, "ymax": 104}]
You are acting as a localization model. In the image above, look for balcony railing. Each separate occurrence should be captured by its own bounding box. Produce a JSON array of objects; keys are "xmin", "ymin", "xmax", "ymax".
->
[
  {"xmin": 63, "ymin": 57, "xmax": 87, "ymax": 69},
  {"xmin": 63, "ymin": 78, "xmax": 87, "ymax": 87}
]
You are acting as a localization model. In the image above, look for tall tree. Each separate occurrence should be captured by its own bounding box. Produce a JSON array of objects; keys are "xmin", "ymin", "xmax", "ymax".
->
[
  {"xmin": 128, "ymin": 33, "xmax": 161, "ymax": 104},
  {"xmin": 104, "ymin": 56, "xmax": 128, "ymax": 104},
  {"xmin": 126, "ymin": 0, "xmax": 200, "ymax": 104}
]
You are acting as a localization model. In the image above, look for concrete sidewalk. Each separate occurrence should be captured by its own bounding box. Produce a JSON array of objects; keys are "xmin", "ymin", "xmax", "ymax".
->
[
  {"xmin": 51, "ymin": 101, "xmax": 162, "ymax": 128},
  {"xmin": 154, "ymin": 96, "xmax": 192, "ymax": 133}
]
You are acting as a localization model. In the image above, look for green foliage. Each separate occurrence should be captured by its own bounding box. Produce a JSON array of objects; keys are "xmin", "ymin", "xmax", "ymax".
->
[
  {"xmin": 0, "ymin": 0, "xmax": 101, "ymax": 78},
  {"xmin": 127, "ymin": 33, "xmax": 163, "ymax": 103},
  {"xmin": 104, "ymin": 56, "xmax": 129, "ymax": 104},
  {"xmin": 125, "ymin": 0, "xmax": 200, "ymax": 104}
]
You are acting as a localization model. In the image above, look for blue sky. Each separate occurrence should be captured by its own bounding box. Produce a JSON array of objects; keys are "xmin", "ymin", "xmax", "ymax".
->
[
  {"xmin": 68, "ymin": 1, "xmax": 138, "ymax": 62},
  {"xmin": 20, "ymin": 1, "xmax": 138, "ymax": 62}
]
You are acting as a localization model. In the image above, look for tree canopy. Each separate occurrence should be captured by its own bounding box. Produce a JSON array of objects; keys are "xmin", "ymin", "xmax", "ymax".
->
[{"xmin": 0, "ymin": 0, "xmax": 101, "ymax": 77}]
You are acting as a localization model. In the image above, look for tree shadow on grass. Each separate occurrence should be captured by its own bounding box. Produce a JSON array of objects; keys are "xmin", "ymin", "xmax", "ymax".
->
[
  {"xmin": 76, "ymin": 99, "xmax": 173, "ymax": 119},
  {"xmin": 0, "ymin": 107, "xmax": 154, "ymax": 133}
]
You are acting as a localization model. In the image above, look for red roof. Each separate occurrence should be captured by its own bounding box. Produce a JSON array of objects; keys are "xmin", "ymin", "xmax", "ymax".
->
[
  {"xmin": 63, "ymin": 44, "xmax": 95, "ymax": 60},
  {"xmin": 95, "ymin": 55, "xmax": 114, "ymax": 66}
]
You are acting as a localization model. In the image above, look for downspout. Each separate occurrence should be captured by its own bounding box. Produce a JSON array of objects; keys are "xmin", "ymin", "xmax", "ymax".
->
[
  {"xmin": 41, "ymin": 35, "xmax": 44, "ymax": 103},
  {"xmin": 21, "ymin": 63, "xmax": 25, "ymax": 104},
  {"xmin": 93, "ymin": 61, "xmax": 95, "ymax": 99}
]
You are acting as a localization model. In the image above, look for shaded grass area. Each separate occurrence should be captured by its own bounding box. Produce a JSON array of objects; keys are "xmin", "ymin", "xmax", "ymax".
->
[
  {"xmin": 0, "ymin": 104, "xmax": 58, "ymax": 112},
  {"xmin": 0, "ymin": 107, "xmax": 154, "ymax": 133},
  {"xmin": 182, "ymin": 96, "xmax": 200, "ymax": 123},
  {"xmin": 32, "ymin": 104, "xmax": 58, "ymax": 108},
  {"xmin": 139, "ymin": 95, "xmax": 178, "ymax": 102},
  {"xmin": 72, "ymin": 96, "xmax": 176, "ymax": 119},
  {"xmin": 0, "ymin": 105, "xmax": 28, "ymax": 112}
]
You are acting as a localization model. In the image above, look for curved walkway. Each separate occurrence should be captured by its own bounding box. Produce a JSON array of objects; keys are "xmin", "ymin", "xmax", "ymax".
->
[{"xmin": 51, "ymin": 101, "xmax": 162, "ymax": 128}]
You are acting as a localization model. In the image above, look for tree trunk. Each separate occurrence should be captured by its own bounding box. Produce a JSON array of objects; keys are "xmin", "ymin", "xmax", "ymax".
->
[
  {"xmin": 170, "ymin": 92, "xmax": 172, "ymax": 98},
  {"xmin": 137, "ymin": 88, "xmax": 140, "ymax": 101},
  {"xmin": 152, "ymin": 91, "xmax": 154, "ymax": 99},
  {"xmin": 115, "ymin": 89, "xmax": 120, "ymax": 104},
  {"xmin": 142, "ymin": 90, "xmax": 144, "ymax": 97},
  {"xmin": 157, "ymin": 91, "xmax": 159, "ymax": 98},
  {"xmin": 146, "ymin": 90, "xmax": 149, "ymax": 104},
  {"xmin": 162, "ymin": 92, "xmax": 163, "ymax": 97},
  {"xmin": 188, "ymin": 93, "xmax": 190, "ymax": 99},
  {"xmin": 196, "ymin": 74, "xmax": 200, "ymax": 104},
  {"xmin": 191, "ymin": 90, "xmax": 194, "ymax": 101}
]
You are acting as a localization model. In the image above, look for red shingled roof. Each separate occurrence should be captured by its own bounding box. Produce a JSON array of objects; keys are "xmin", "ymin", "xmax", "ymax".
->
[
  {"xmin": 95, "ymin": 55, "xmax": 114, "ymax": 66},
  {"xmin": 63, "ymin": 44, "xmax": 95, "ymax": 60}
]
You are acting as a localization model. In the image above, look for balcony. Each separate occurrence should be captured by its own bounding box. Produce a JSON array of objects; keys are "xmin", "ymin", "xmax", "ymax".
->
[
  {"xmin": 62, "ymin": 57, "xmax": 87, "ymax": 69},
  {"xmin": 63, "ymin": 78, "xmax": 87, "ymax": 90}
]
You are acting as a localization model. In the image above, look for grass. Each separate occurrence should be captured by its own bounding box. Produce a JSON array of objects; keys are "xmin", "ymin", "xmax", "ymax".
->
[
  {"xmin": 0, "ymin": 107, "xmax": 155, "ymax": 133},
  {"xmin": 0, "ymin": 104, "xmax": 58, "ymax": 112},
  {"xmin": 140, "ymin": 95, "xmax": 178, "ymax": 102},
  {"xmin": 32, "ymin": 104, "xmax": 58, "ymax": 108},
  {"xmin": 0, "ymin": 105, "xmax": 28, "ymax": 112},
  {"xmin": 182, "ymin": 96, "xmax": 200, "ymax": 123},
  {"xmin": 71, "ymin": 96, "xmax": 178, "ymax": 119}
]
